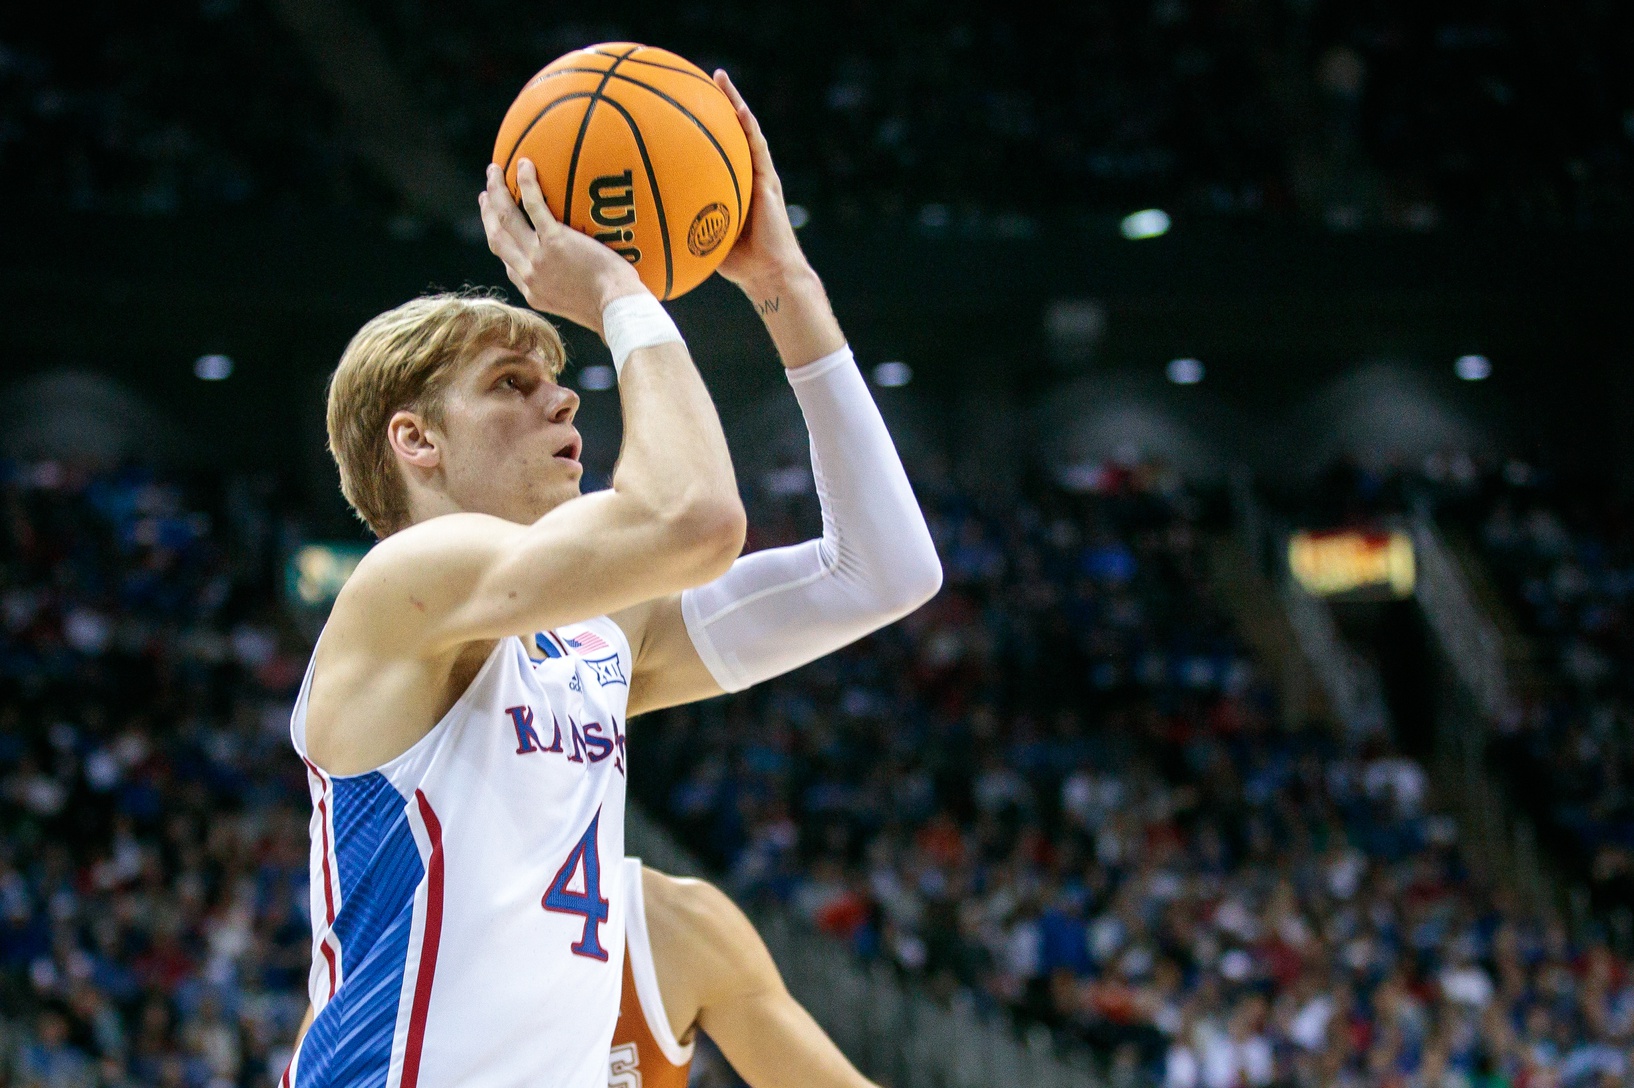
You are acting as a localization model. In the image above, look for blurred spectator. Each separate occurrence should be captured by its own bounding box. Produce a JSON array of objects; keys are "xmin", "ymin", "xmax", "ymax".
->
[
  {"xmin": 634, "ymin": 454, "xmax": 1634, "ymax": 1085},
  {"xmin": 6, "ymin": 1, "xmax": 1627, "ymax": 227},
  {"xmin": 1291, "ymin": 451, "xmax": 1634, "ymax": 923},
  {"xmin": 5, "ymin": 450, "xmax": 1634, "ymax": 1086},
  {"xmin": 16, "ymin": 1008, "xmax": 95, "ymax": 1088},
  {"xmin": 0, "ymin": 0, "xmax": 377, "ymax": 217},
  {"xmin": 0, "ymin": 460, "xmax": 311, "ymax": 1088}
]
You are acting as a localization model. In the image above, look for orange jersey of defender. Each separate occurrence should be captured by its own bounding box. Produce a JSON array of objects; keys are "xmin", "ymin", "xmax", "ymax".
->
[{"xmin": 610, "ymin": 859, "xmax": 694, "ymax": 1088}]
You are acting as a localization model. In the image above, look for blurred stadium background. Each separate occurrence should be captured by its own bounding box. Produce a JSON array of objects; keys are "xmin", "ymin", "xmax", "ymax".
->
[{"xmin": 2, "ymin": 1, "xmax": 1634, "ymax": 1086}]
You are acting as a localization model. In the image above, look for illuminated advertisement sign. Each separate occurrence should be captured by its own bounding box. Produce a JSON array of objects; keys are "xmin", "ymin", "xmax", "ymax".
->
[
  {"xmin": 1288, "ymin": 529, "xmax": 1415, "ymax": 599},
  {"xmin": 284, "ymin": 543, "xmax": 369, "ymax": 611}
]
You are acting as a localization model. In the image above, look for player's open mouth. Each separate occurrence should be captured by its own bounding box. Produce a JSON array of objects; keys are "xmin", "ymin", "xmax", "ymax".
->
[{"xmin": 553, "ymin": 437, "xmax": 583, "ymax": 463}]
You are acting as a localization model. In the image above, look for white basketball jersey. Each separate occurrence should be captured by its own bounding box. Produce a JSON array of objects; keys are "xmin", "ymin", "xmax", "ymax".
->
[{"xmin": 287, "ymin": 618, "xmax": 633, "ymax": 1088}]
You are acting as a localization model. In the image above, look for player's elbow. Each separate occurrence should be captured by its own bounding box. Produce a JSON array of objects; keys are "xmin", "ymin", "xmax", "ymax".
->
[
  {"xmin": 663, "ymin": 494, "xmax": 747, "ymax": 583},
  {"xmin": 868, "ymin": 527, "xmax": 941, "ymax": 618},
  {"xmin": 885, "ymin": 541, "xmax": 943, "ymax": 616}
]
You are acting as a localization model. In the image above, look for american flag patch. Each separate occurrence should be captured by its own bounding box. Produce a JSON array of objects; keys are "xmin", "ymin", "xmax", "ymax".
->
[{"xmin": 564, "ymin": 629, "xmax": 610, "ymax": 654}]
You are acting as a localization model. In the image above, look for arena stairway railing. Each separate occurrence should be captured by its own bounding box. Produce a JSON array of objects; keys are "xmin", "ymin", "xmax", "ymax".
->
[
  {"xmin": 1407, "ymin": 514, "xmax": 1565, "ymax": 923},
  {"xmin": 1278, "ymin": 573, "xmax": 1392, "ymax": 741}
]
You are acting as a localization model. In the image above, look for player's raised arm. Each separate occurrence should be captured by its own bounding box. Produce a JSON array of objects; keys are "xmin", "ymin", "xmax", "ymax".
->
[
  {"xmin": 350, "ymin": 162, "xmax": 741, "ymax": 644},
  {"xmin": 617, "ymin": 72, "xmax": 941, "ymax": 716},
  {"xmin": 307, "ymin": 160, "xmax": 744, "ymax": 773},
  {"xmin": 344, "ymin": 163, "xmax": 743, "ymax": 644}
]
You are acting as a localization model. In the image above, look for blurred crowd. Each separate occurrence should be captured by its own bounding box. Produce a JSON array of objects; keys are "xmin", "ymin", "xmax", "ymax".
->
[
  {"xmin": 3, "ymin": 0, "xmax": 1630, "ymax": 227},
  {"xmin": 356, "ymin": 0, "xmax": 1288, "ymax": 229},
  {"xmin": 365, "ymin": 0, "xmax": 1634, "ymax": 230},
  {"xmin": 5, "ymin": 453, "xmax": 1634, "ymax": 1087},
  {"xmin": 637, "ymin": 457, "xmax": 1634, "ymax": 1088},
  {"xmin": 1299, "ymin": 0, "xmax": 1634, "ymax": 228},
  {"xmin": 1289, "ymin": 452, "xmax": 1634, "ymax": 928},
  {"xmin": 1384, "ymin": 455, "xmax": 1634, "ymax": 925},
  {"xmin": 0, "ymin": 461, "xmax": 313, "ymax": 1087},
  {"xmin": 1473, "ymin": 470, "xmax": 1634, "ymax": 918},
  {"xmin": 0, "ymin": 0, "xmax": 375, "ymax": 217}
]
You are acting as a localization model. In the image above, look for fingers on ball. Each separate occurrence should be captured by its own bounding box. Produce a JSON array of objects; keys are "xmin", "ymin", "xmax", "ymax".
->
[{"xmin": 516, "ymin": 159, "xmax": 559, "ymax": 229}]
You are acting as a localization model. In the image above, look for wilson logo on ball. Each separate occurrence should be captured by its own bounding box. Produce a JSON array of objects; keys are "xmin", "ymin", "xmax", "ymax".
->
[
  {"xmin": 589, "ymin": 171, "xmax": 641, "ymax": 264},
  {"xmin": 494, "ymin": 43, "xmax": 753, "ymax": 298},
  {"xmin": 687, "ymin": 203, "xmax": 731, "ymax": 257}
]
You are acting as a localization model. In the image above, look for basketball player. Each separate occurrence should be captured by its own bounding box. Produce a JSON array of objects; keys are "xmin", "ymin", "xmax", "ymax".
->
[
  {"xmin": 613, "ymin": 860, "xmax": 879, "ymax": 1088},
  {"xmin": 285, "ymin": 68, "xmax": 940, "ymax": 1088},
  {"xmin": 293, "ymin": 860, "xmax": 880, "ymax": 1088}
]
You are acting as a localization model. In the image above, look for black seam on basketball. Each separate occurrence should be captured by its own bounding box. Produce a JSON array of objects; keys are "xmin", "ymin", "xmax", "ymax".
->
[
  {"xmin": 526, "ymin": 68, "xmax": 743, "ymax": 223},
  {"xmin": 561, "ymin": 45, "xmax": 639, "ymax": 225},
  {"xmin": 500, "ymin": 92, "xmax": 595, "ymax": 178},
  {"xmin": 605, "ymin": 71, "xmax": 744, "ymax": 226},
  {"xmin": 596, "ymin": 96, "xmax": 673, "ymax": 299},
  {"xmin": 586, "ymin": 50, "xmax": 715, "ymax": 85}
]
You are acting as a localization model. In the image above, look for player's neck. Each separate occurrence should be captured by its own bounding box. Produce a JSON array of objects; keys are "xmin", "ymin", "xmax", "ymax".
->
[{"xmin": 405, "ymin": 487, "xmax": 466, "ymax": 527}]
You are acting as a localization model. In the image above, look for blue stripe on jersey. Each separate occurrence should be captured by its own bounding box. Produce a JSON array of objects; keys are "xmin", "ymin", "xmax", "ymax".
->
[
  {"xmin": 296, "ymin": 773, "xmax": 426, "ymax": 1088},
  {"xmin": 331, "ymin": 772, "xmax": 407, "ymax": 901},
  {"xmin": 535, "ymin": 631, "xmax": 563, "ymax": 659}
]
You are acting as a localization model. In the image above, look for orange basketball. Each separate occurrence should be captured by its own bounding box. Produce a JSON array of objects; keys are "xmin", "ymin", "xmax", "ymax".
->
[{"xmin": 493, "ymin": 43, "xmax": 752, "ymax": 301}]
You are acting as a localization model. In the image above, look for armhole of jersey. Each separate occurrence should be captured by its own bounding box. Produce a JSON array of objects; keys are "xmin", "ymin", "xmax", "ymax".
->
[
  {"xmin": 595, "ymin": 614, "xmax": 637, "ymax": 673},
  {"xmin": 289, "ymin": 622, "xmax": 328, "ymax": 755},
  {"xmin": 624, "ymin": 858, "xmax": 696, "ymax": 1067}
]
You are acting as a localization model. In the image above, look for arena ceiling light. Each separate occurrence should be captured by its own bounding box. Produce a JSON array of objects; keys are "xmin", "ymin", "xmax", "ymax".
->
[
  {"xmin": 1455, "ymin": 354, "xmax": 1491, "ymax": 381},
  {"xmin": 193, "ymin": 354, "xmax": 233, "ymax": 381},
  {"xmin": 872, "ymin": 361, "xmax": 913, "ymax": 387},
  {"xmin": 1167, "ymin": 357, "xmax": 1204, "ymax": 385},
  {"xmin": 786, "ymin": 204, "xmax": 811, "ymax": 230},
  {"xmin": 1120, "ymin": 209, "xmax": 1171, "ymax": 240},
  {"xmin": 578, "ymin": 364, "xmax": 616, "ymax": 391}
]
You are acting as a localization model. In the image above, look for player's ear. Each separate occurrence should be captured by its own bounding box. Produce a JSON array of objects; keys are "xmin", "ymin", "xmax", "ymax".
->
[{"xmin": 387, "ymin": 410, "xmax": 441, "ymax": 470}]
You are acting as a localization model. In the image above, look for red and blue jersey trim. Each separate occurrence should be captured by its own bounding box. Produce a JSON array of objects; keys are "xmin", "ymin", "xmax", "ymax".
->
[{"xmin": 294, "ymin": 777, "xmax": 445, "ymax": 1088}]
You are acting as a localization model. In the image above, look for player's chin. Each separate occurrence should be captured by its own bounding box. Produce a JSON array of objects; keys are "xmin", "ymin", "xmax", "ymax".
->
[
  {"xmin": 529, "ymin": 477, "xmax": 582, "ymax": 521},
  {"xmin": 552, "ymin": 463, "xmax": 585, "ymax": 499}
]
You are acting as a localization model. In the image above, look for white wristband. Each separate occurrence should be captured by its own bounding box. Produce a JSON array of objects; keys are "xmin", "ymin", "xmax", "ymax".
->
[{"xmin": 601, "ymin": 293, "xmax": 683, "ymax": 376}]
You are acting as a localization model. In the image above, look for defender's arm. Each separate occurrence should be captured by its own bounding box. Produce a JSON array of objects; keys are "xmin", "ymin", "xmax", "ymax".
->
[{"xmin": 643, "ymin": 868, "xmax": 880, "ymax": 1088}]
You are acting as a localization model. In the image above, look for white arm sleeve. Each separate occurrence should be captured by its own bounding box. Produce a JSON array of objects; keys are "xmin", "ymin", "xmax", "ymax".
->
[{"xmin": 680, "ymin": 346, "xmax": 942, "ymax": 693}]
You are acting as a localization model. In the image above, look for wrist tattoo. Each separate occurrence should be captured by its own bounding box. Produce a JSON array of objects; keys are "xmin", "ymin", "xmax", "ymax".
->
[{"xmin": 756, "ymin": 296, "xmax": 781, "ymax": 316}]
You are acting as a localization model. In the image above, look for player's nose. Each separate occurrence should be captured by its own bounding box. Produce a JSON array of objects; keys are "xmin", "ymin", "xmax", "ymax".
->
[{"xmin": 546, "ymin": 382, "xmax": 579, "ymax": 424}]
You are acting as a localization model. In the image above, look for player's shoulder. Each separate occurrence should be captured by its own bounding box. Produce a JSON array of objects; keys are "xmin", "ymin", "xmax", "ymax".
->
[
  {"xmin": 350, "ymin": 511, "xmax": 519, "ymax": 577},
  {"xmin": 329, "ymin": 513, "xmax": 523, "ymax": 632},
  {"xmin": 640, "ymin": 869, "xmax": 775, "ymax": 988},
  {"xmin": 643, "ymin": 868, "xmax": 726, "ymax": 918},
  {"xmin": 642, "ymin": 870, "xmax": 733, "ymax": 945}
]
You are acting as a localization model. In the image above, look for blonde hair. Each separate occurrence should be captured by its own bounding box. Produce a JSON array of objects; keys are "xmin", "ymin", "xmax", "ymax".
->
[{"xmin": 326, "ymin": 290, "xmax": 566, "ymax": 538}]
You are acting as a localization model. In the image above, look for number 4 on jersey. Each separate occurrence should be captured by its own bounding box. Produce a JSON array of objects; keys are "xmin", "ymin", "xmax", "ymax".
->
[{"xmin": 543, "ymin": 807, "xmax": 610, "ymax": 960}]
